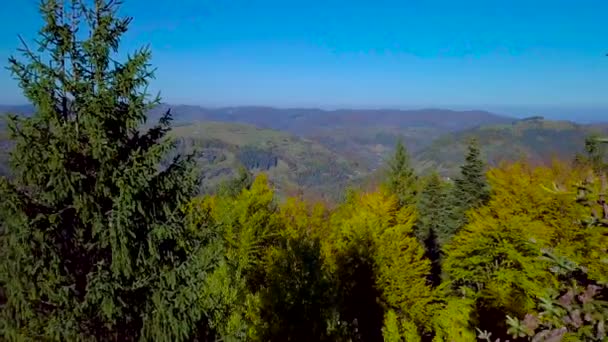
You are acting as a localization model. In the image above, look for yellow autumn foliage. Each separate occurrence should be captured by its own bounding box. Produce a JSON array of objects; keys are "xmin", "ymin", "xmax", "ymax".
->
[
  {"xmin": 182, "ymin": 161, "xmax": 606, "ymax": 341},
  {"xmin": 323, "ymin": 189, "xmax": 434, "ymax": 338},
  {"xmin": 444, "ymin": 161, "xmax": 607, "ymax": 335}
]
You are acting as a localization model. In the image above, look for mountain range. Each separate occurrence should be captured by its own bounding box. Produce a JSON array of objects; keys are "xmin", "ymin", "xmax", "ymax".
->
[
  {"xmin": 1, "ymin": 104, "xmax": 605, "ymax": 200},
  {"xmin": 149, "ymin": 104, "xmax": 512, "ymax": 168}
]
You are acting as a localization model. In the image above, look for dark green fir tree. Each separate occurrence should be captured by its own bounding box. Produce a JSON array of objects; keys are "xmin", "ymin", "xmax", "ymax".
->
[
  {"xmin": 445, "ymin": 138, "xmax": 490, "ymax": 239},
  {"xmin": 0, "ymin": 1, "xmax": 243, "ymax": 340},
  {"xmin": 584, "ymin": 134, "xmax": 608, "ymax": 174},
  {"xmin": 416, "ymin": 172, "xmax": 449, "ymax": 285},
  {"xmin": 385, "ymin": 138, "xmax": 418, "ymax": 207}
]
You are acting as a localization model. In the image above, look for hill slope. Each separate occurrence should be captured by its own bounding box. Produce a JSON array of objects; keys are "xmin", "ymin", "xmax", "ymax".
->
[
  {"xmin": 416, "ymin": 118, "xmax": 608, "ymax": 176},
  {"xmin": 1, "ymin": 112, "xmax": 605, "ymax": 200},
  {"xmin": 0, "ymin": 105, "xmax": 513, "ymax": 167},
  {"xmin": 0, "ymin": 116, "xmax": 363, "ymax": 200},
  {"xmin": 167, "ymin": 121, "xmax": 362, "ymax": 200},
  {"xmin": 150, "ymin": 104, "xmax": 512, "ymax": 168}
]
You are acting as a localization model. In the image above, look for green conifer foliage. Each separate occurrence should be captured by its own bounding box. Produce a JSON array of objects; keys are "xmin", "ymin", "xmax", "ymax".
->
[
  {"xmin": 417, "ymin": 173, "xmax": 450, "ymax": 239},
  {"xmin": 385, "ymin": 139, "xmax": 418, "ymax": 207},
  {"xmin": 583, "ymin": 134, "xmax": 608, "ymax": 175},
  {"xmin": 0, "ymin": 1, "xmax": 223, "ymax": 340},
  {"xmin": 446, "ymin": 138, "xmax": 490, "ymax": 238},
  {"xmin": 416, "ymin": 173, "xmax": 450, "ymax": 285},
  {"xmin": 217, "ymin": 166, "xmax": 254, "ymax": 198}
]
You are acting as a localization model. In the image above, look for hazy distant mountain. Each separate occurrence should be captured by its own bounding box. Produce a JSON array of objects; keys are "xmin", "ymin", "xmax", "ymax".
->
[
  {"xmin": 415, "ymin": 117, "xmax": 608, "ymax": 176},
  {"xmin": 0, "ymin": 104, "xmax": 34, "ymax": 116},
  {"xmin": 2, "ymin": 102, "xmax": 511, "ymax": 132},
  {"xmin": 2, "ymin": 103, "xmax": 513, "ymax": 169},
  {"xmin": 149, "ymin": 104, "xmax": 511, "ymax": 134},
  {"xmin": 148, "ymin": 104, "xmax": 512, "ymax": 168},
  {"xmin": 0, "ymin": 106, "xmax": 604, "ymax": 200}
]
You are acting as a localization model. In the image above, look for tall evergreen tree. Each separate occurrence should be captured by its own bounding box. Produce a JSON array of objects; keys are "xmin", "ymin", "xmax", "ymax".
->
[
  {"xmin": 0, "ymin": 1, "xmax": 231, "ymax": 340},
  {"xmin": 385, "ymin": 138, "xmax": 418, "ymax": 207},
  {"xmin": 416, "ymin": 173, "xmax": 449, "ymax": 285},
  {"xmin": 445, "ymin": 138, "xmax": 489, "ymax": 238},
  {"xmin": 416, "ymin": 173, "xmax": 449, "ymax": 239},
  {"xmin": 582, "ymin": 134, "xmax": 608, "ymax": 174}
]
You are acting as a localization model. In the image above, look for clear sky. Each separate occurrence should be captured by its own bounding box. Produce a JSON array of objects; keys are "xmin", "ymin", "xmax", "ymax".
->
[{"xmin": 1, "ymin": 0, "xmax": 608, "ymax": 119}]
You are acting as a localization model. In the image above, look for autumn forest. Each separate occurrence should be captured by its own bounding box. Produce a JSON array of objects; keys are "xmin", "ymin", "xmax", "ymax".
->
[{"xmin": 0, "ymin": 1, "xmax": 607, "ymax": 341}]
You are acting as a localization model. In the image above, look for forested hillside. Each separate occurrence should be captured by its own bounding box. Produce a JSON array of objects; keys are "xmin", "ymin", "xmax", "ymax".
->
[
  {"xmin": 2, "ymin": 103, "xmax": 513, "ymax": 170},
  {"xmin": 1, "ymin": 1, "xmax": 607, "ymax": 341},
  {"xmin": 416, "ymin": 117, "xmax": 608, "ymax": 176},
  {"xmin": 0, "ymin": 115, "xmax": 362, "ymax": 199},
  {"xmin": 3, "ymin": 111, "xmax": 606, "ymax": 197},
  {"xmin": 167, "ymin": 121, "xmax": 361, "ymax": 200},
  {"xmin": 148, "ymin": 104, "xmax": 512, "ymax": 168}
]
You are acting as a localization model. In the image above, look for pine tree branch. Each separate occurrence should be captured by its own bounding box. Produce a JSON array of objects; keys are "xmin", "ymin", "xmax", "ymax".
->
[
  {"xmin": 17, "ymin": 35, "xmax": 42, "ymax": 66},
  {"xmin": 59, "ymin": 0, "xmax": 69, "ymax": 122},
  {"xmin": 71, "ymin": 0, "xmax": 80, "ymax": 135}
]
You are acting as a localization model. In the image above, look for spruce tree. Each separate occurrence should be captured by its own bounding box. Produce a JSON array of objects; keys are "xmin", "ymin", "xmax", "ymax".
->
[
  {"xmin": 416, "ymin": 172, "xmax": 449, "ymax": 285},
  {"xmin": 0, "ymin": 1, "xmax": 229, "ymax": 340},
  {"xmin": 385, "ymin": 138, "xmax": 418, "ymax": 207},
  {"xmin": 416, "ymin": 173, "xmax": 449, "ymax": 239},
  {"xmin": 454, "ymin": 138, "xmax": 489, "ymax": 209},
  {"xmin": 445, "ymin": 138, "xmax": 489, "ymax": 238},
  {"xmin": 584, "ymin": 134, "xmax": 608, "ymax": 174}
]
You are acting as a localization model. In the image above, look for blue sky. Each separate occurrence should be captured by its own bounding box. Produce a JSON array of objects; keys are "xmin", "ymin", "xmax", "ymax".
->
[{"xmin": 1, "ymin": 0, "xmax": 608, "ymax": 120}]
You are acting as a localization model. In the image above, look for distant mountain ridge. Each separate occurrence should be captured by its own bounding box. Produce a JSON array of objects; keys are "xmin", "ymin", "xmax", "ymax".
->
[
  {"xmin": 415, "ymin": 117, "xmax": 608, "ymax": 176},
  {"xmin": 2, "ymin": 103, "xmax": 513, "ymax": 168},
  {"xmin": 1, "ymin": 105, "xmax": 605, "ymax": 200},
  {"xmin": 0, "ymin": 104, "xmax": 34, "ymax": 115},
  {"xmin": 148, "ymin": 104, "xmax": 513, "ymax": 168},
  {"xmin": 1, "ymin": 103, "xmax": 512, "ymax": 133},
  {"xmin": 148, "ymin": 104, "xmax": 512, "ymax": 135}
]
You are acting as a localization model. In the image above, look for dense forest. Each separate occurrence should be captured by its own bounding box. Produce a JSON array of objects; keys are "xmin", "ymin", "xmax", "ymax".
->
[{"xmin": 1, "ymin": 1, "xmax": 607, "ymax": 341}]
